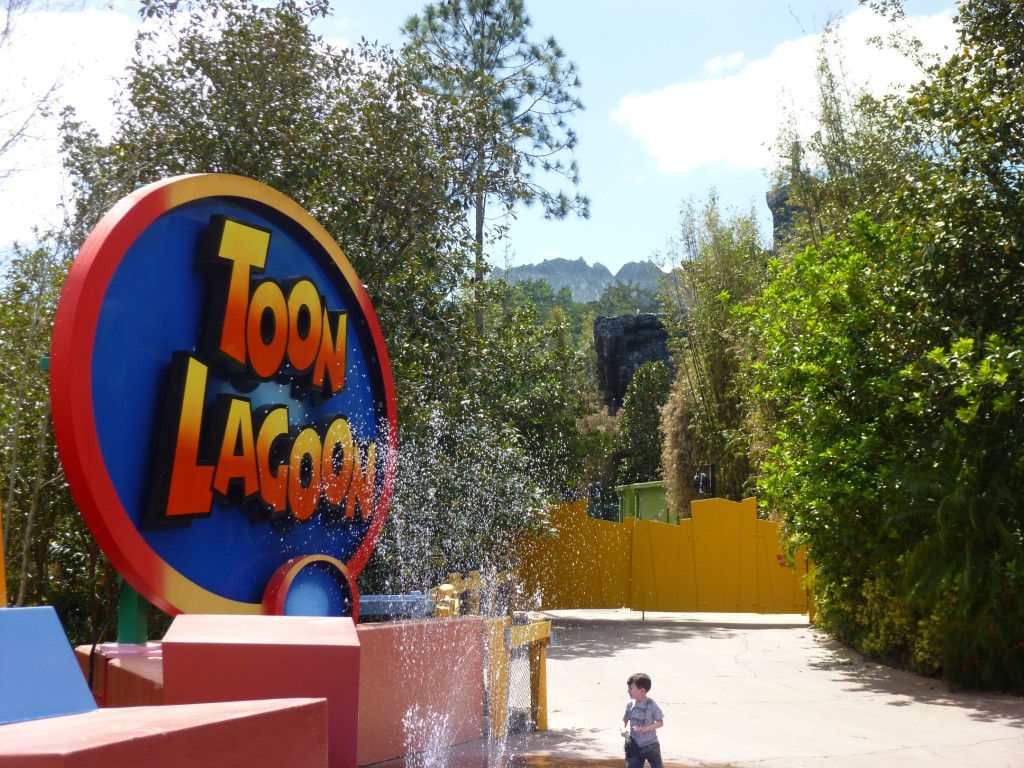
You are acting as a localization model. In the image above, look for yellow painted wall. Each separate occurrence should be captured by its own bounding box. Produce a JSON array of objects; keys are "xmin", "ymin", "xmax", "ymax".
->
[
  {"xmin": 519, "ymin": 497, "xmax": 808, "ymax": 614},
  {"xmin": 518, "ymin": 504, "xmax": 633, "ymax": 609}
]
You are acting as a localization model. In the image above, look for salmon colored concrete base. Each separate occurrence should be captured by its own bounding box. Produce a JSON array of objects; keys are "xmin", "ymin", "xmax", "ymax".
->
[
  {"xmin": 355, "ymin": 617, "xmax": 485, "ymax": 766},
  {"xmin": 162, "ymin": 614, "xmax": 359, "ymax": 768},
  {"xmin": 75, "ymin": 643, "xmax": 164, "ymax": 707},
  {"xmin": 0, "ymin": 698, "xmax": 328, "ymax": 768},
  {"xmin": 72, "ymin": 618, "xmax": 488, "ymax": 766}
]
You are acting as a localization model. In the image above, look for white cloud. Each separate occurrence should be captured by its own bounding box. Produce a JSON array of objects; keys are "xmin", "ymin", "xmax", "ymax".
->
[
  {"xmin": 0, "ymin": 6, "xmax": 385, "ymax": 249},
  {"xmin": 703, "ymin": 51, "xmax": 745, "ymax": 76},
  {"xmin": 610, "ymin": 7, "xmax": 957, "ymax": 176},
  {"xmin": 0, "ymin": 7, "xmax": 139, "ymax": 245}
]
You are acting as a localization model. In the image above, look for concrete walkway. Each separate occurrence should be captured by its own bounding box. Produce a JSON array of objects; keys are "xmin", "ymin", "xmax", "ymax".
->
[{"xmin": 460, "ymin": 609, "xmax": 1024, "ymax": 767}]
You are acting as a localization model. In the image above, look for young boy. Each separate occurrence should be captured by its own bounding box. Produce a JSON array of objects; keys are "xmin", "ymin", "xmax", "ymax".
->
[{"xmin": 621, "ymin": 672, "xmax": 664, "ymax": 768}]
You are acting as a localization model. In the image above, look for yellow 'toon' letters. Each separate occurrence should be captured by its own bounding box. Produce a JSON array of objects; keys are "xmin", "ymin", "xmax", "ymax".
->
[{"xmin": 211, "ymin": 218, "xmax": 348, "ymax": 395}]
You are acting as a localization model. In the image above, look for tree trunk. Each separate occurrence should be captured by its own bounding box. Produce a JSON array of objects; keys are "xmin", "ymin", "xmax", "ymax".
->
[
  {"xmin": 474, "ymin": 188, "xmax": 486, "ymax": 335},
  {"xmin": 15, "ymin": 401, "xmax": 50, "ymax": 606},
  {"xmin": 473, "ymin": 7, "xmax": 487, "ymax": 337},
  {"xmin": 2, "ymin": 371, "xmax": 26, "ymax": 556}
]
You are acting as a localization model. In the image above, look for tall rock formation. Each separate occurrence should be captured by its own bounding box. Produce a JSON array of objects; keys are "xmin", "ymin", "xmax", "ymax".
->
[
  {"xmin": 593, "ymin": 313, "xmax": 672, "ymax": 414},
  {"xmin": 766, "ymin": 184, "xmax": 801, "ymax": 250}
]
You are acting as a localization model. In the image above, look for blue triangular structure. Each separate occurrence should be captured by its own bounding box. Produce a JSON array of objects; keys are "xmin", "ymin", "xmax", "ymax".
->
[{"xmin": 0, "ymin": 606, "xmax": 97, "ymax": 725}]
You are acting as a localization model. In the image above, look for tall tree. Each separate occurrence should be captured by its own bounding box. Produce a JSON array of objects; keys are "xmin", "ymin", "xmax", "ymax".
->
[
  {"xmin": 659, "ymin": 195, "xmax": 767, "ymax": 510},
  {"xmin": 617, "ymin": 361, "xmax": 672, "ymax": 485},
  {"xmin": 60, "ymin": 0, "xmax": 479, "ymax": 426},
  {"xmin": 403, "ymin": 0, "xmax": 588, "ymax": 332}
]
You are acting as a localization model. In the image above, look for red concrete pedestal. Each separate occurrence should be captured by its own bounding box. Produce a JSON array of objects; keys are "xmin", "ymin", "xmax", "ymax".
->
[
  {"xmin": 162, "ymin": 614, "xmax": 360, "ymax": 768},
  {"xmin": 0, "ymin": 698, "xmax": 328, "ymax": 768},
  {"xmin": 355, "ymin": 617, "xmax": 485, "ymax": 766}
]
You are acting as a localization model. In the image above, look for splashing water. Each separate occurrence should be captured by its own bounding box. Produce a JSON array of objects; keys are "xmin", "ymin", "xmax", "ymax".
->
[
  {"xmin": 402, "ymin": 704, "xmax": 454, "ymax": 768},
  {"xmin": 362, "ymin": 404, "xmax": 561, "ymax": 768},
  {"xmin": 361, "ymin": 407, "xmax": 552, "ymax": 596},
  {"xmin": 399, "ymin": 703, "xmax": 517, "ymax": 768}
]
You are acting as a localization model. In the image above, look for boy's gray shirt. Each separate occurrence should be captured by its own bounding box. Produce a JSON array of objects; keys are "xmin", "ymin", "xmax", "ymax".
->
[{"xmin": 624, "ymin": 698, "xmax": 664, "ymax": 747}]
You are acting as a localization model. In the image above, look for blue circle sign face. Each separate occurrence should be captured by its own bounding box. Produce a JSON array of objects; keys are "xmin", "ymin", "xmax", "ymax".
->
[{"xmin": 51, "ymin": 175, "xmax": 397, "ymax": 615}]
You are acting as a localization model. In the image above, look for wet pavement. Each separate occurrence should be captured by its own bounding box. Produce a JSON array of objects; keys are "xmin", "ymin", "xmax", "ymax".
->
[
  {"xmin": 389, "ymin": 755, "xmax": 711, "ymax": 768},
  {"xmin": 379, "ymin": 609, "xmax": 1024, "ymax": 768}
]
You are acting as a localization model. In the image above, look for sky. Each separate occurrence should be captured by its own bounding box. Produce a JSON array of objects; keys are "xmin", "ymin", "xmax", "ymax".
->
[{"xmin": 0, "ymin": 0, "xmax": 958, "ymax": 274}]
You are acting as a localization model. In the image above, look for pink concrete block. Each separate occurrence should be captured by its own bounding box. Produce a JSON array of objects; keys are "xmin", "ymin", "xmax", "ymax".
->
[
  {"xmin": 0, "ymin": 698, "xmax": 327, "ymax": 768},
  {"xmin": 162, "ymin": 615, "xmax": 359, "ymax": 768},
  {"xmin": 75, "ymin": 643, "xmax": 164, "ymax": 708},
  {"xmin": 356, "ymin": 617, "xmax": 485, "ymax": 766}
]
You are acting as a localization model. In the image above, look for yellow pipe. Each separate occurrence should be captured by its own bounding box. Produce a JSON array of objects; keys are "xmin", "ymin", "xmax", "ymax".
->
[
  {"xmin": 485, "ymin": 617, "xmax": 510, "ymax": 738},
  {"xmin": 509, "ymin": 620, "xmax": 550, "ymax": 646}
]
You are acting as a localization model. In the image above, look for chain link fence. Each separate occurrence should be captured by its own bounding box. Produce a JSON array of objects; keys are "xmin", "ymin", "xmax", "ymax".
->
[{"xmin": 506, "ymin": 642, "xmax": 534, "ymax": 733}]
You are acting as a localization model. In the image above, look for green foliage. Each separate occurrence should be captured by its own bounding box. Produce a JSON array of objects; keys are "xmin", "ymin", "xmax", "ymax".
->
[
  {"xmin": 0, "ymin": 234, "xmax": 119, "ymax": 644},
  {"xmin": 1, "ymin": 239, "xmax": 66, "ymax": 605},
  {"xmin": 497, "ymin": 276, "xmax": 658, "ymax": 357},
  {"xmin": 479, "ymin": 282, "xmax": 595, "ymax": 495},
  {"xmin": 617, "ymin": 361, "xmax": 671, "ymax": 484},
  {"xmin": 659, "ymin": 195, "xmax": 768, "ymax": 510},
  {"xmin": 591, "ymin": 281, "xmax": 660, "ymax": 317},
  {"xmin": 856, "ymin": 572, "xmax": 915, "ymax": 668},
  {"xmin": 748, "ymin": 218, "xmax": 1024, "ymax": 690},
  {"xmin": 744, "ymin": 219, "xmax": 921, "ymax": 665},
  {"xmin": 498, "ymin": 279, "xmax": 577, "ymax": 331},
  {"xmin": 745, "ymin": 0, "xmax": 1024, "ymax": 689}
]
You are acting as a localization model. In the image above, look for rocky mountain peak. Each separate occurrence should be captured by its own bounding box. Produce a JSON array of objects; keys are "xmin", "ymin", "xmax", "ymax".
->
[{"xmin": 492, "ymin": 258, "xmax": 660, "ymax": 303}]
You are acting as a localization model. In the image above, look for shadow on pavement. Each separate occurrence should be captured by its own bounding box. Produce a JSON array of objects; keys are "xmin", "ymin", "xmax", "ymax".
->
[
  {"xmin": 545, "ymin": 614, "xmax": 806, "ymax": 662},
  {"xmin": 804, "ymin": 633, "xmax": 1024, "ymax": 725}
]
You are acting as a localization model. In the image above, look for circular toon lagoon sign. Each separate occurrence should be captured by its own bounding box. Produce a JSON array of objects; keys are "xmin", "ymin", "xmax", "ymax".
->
[{"xmin": 51, "ymin": 175, "xmax": 397, "ymax": 618}]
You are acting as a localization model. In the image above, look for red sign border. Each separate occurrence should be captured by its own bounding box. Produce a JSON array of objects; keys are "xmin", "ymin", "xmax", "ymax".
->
[{"xmin": 50, "ymin": 174, "xmax": 397, "ymax": 615}]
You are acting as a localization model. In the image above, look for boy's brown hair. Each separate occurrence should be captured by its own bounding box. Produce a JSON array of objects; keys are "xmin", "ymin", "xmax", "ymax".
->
[{"xmin": 627, "ymin": 672, "xmax": 652, "ymax": 691}]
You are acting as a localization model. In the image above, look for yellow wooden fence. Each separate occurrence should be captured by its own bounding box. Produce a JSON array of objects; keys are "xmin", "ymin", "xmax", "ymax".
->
[{"xmin": 518, "ymin": 497, "xmax": 809, "ymax": 614}]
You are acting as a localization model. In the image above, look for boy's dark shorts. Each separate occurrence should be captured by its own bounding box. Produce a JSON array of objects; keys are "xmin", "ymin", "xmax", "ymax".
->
[{"xmin": 624, "ymin": 737, "xmax": 663, "ymax": 768}]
